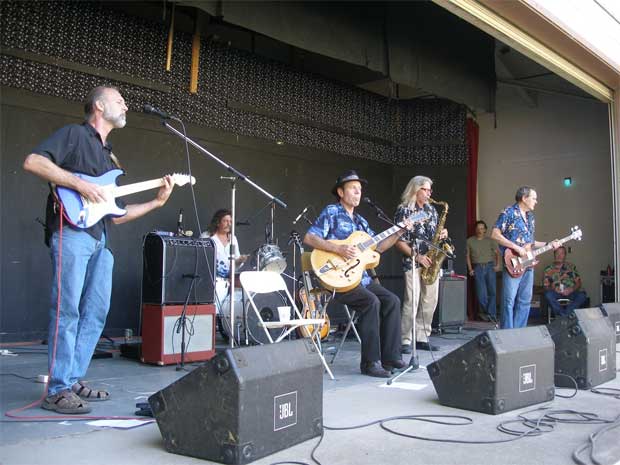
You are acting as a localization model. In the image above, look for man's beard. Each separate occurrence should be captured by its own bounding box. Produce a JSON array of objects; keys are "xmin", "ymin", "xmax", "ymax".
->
[{"xmin": 103, "ymin": 106, "xmax": 126, "ymax": 128}]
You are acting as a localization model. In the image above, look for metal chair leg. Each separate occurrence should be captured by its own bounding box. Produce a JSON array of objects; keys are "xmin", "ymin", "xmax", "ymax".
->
[{"xmin": 330, "ymin": 305, "xmax": 359, "ymax": 364}]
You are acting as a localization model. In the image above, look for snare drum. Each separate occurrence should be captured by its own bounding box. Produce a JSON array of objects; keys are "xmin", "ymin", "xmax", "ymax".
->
[{"xmin": 256, "ymin": 244, "xmax": 287, "ymax": 274}]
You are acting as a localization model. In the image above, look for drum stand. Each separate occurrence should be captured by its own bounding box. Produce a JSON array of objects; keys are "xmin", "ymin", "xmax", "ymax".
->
[{"xmin": 162, "ymin": 120, "xmax": 287, "ymax": 348}]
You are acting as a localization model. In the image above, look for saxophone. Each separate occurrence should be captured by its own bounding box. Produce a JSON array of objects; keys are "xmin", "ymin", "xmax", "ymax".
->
[{"xmin": 420, "ymin": 198, "xmax": 455, "ymax": 285}]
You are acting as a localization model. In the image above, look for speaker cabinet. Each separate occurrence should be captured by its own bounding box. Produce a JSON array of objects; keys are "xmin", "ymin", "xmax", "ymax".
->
[
  {"xmin": 141, "ymin": 304, "xmax": 215, "ymax": 365},
  {"xmin": 428, "ymin": 326, "xmax": 555, "ymax": 415},
  {"xmin": 142, "ymin": 233, "xmax": 215, "ymax": 305},
  {"xmin": 149, "ymin": 340, "xmax": 323, "ymax": 464},
  {"xmin": 433, "ymin": 276, "xmax": 466, "ymax": 330},
  {"xmin": 547, "ymin": 307, "xmax": 616, "ymax": 389},
  {"xmin": 600, "ymin": 303, "xmax": 620, "ymax": 343}
]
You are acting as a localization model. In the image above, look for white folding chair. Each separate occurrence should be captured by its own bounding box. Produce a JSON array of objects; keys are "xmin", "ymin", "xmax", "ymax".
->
[{"xmin": 239, "ymin": 271, "xmax": 334, "ymax": 379}]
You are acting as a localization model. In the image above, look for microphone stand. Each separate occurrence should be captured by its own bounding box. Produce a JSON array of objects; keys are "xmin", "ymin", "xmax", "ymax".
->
[
  {"xmin": 161, "ymin": 120, "xmax": 287, "ymax": 349},
  {"xmin": 289, "ymin": 215, "xmax": 312, "ymax": 300},
  {"xmin": 388, "ymin": 226, "xmax": 454, "ymax": 385},
  {"xmin": 177, "ymin": 274, "xmax": 198, "ymax": 371},
  {"xmin": 387, "ymin": 238, "xmax": 420, "ymax": 385}
]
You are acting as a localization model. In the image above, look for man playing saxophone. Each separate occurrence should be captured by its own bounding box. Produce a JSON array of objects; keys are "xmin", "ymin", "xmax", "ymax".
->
[{"xmin": 394, "ymin": 176, "xmax": 449, "ymax": 353}]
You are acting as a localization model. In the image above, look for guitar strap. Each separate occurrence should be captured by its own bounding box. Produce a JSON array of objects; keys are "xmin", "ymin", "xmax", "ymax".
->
[{"xmin": 109, "ymin": 151, "xmax": 122, "ymax": 169}]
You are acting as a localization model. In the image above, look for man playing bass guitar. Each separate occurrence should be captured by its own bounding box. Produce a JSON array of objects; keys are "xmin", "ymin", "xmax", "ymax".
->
[
  {"xmin": 303, "ymin": 170, "xmax": 412, "ymax": 378},
  {"xmin": 491, "ymin": 186, "xmax": 560, "ymax": 329}
]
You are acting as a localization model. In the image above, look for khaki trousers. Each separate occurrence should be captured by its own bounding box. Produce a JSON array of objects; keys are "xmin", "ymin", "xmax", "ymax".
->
[{"xmin": 401, "ymin": 267, "xmax": 439, "ymax": 345}]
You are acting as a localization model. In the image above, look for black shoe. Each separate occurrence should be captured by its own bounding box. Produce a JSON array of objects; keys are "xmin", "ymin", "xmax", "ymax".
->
[
  {"xmin": 401, "ymin": 344, "xmax": 412, "ymax": 354},
  {"xmin": 360, "ymin": 361, "xmax": 391, "ymax": 378},
  {"xmin": 478, "ymin": 313, "xmax": 490, "ymax": 322},
  {"xmin": 416, "ymin": 341, "xmax": 440, "ymax": 351},
  {"xmin": 382, "ymin": 359, "xmax": 407, "ymax": 372}
]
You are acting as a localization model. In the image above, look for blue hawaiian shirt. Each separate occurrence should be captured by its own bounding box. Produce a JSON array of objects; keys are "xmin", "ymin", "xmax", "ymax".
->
[
  {"xmin": 493, "ymin": 203, "xmax": 535, "ymax": 256},
  {"xmin": 307, "ymin": 203, "xmax": 375, "ymax": 287}
]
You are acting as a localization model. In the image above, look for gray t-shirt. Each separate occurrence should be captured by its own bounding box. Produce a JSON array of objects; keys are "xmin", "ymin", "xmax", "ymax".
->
[{"xmin": 466, "ymin": 236, "xmax": 498, "ymax": 264}]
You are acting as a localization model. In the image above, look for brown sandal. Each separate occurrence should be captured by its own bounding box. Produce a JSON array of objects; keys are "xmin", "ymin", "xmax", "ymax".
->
[
  {"xmin": 42, "ymin": 390, "xmax": 92, "ymax": 414},
  {"xmin": 72, "ymin": 381, "xmax": 110, "ymax": 401}
]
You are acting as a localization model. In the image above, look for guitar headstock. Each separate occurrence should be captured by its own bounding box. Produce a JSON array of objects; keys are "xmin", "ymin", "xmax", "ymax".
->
[
  {"xmin": 171, "ymin": 173, "xmax": 197, "ymax": 187},
  {"xmin": 570, "ymin": 225, "xmax": 582, "ymax": 241}
]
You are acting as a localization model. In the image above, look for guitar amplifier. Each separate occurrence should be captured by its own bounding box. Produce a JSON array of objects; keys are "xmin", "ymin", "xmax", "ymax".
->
[
  {"xmin": 142, "ymin": 233, "xmax": 215, "ymax": 305},
  {"xmin": 141, "ymin": 304, "xmax": 216, "ymax": 365},
  {"xmin": 433, "ymin": 276, "xmax": 466, "ymax": 330}
]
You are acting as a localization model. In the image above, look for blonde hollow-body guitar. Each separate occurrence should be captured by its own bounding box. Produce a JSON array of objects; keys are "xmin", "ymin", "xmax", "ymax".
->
[{"xmin": 310, "ymin": 211, "xmax": 429, "ymax": 292}]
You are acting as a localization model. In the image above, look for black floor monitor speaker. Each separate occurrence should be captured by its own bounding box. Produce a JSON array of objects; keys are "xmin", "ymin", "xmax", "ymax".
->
[
  {"xmin": 433, "ymin": 276, "xmax": 466, "ymax": 330},
  {"xmin": 428, "ymin": 326, "xmax": 555, "ymax": 415},
  {"xmin": 600, "ymin": 302, "xmax": 620, "ymax": 344},
  {"xmin": 142, "ymin": 233, "xmax": 215, "ymax": 305},
  {"xmin": 149, "ymin": 339, "xmax": 323, "ymax": 464},
  {"xmin": 547, "ymin": 307, "xmax": 616, "ymax": 389}
]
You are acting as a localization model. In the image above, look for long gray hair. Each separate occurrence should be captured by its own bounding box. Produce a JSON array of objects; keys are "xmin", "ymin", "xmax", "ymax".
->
[{"xmin": 399, "ymin": 176, "xmax": 432, "ymax": 208}]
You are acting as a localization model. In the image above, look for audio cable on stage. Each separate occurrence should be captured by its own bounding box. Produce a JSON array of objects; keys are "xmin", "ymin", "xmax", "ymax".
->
[
  {"xmin": 3, "ymin": 207, "xmax": 153, "ymax": 423},
  {"xmin": 267, "ymin": 401, "xmax": 620, "ymax": 465}
]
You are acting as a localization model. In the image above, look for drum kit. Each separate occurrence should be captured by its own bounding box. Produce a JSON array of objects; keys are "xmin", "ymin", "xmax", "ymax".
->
[
  {"xmin": 217, "ymin": 201, "xmax": 330, "ymax": 346},
  {"xmin": 217, "ymin": 245, "xmax": 288, "ymax": 345},
  {"xmin": 217, "ymin": 206, "xmax": 290, "ymax": 345}
]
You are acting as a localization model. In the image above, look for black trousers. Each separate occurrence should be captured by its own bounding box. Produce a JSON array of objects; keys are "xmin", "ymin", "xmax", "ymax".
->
[{"xmin": 334, "ymin": 281, "xmax": 401, "ymax": 364}]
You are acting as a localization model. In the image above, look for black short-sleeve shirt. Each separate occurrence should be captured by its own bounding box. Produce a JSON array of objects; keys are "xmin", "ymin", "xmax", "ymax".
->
[{"xmin": 32, "ymin": 122, "xmax": 123, "ymax": 246}]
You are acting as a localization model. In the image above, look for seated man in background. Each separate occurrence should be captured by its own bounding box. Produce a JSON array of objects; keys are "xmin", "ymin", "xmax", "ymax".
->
[{"xmin": 543, "ymin": 246, "xmax": 588, "ymax": 317}]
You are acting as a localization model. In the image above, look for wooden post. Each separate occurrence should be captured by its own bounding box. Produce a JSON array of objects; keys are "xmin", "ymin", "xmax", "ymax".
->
[
  {"xmin": 190, "ymin": 12, "xmax": 201, "ymax": 94},
  {"xmin": 165, "ymin": 2, "xmax": 175, "ymax": 72}
]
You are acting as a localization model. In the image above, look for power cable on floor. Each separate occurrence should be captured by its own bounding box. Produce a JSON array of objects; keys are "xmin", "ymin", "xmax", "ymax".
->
[{"xmin": 572, "ymin": 413, "xmax": 620, "ymax": 465}]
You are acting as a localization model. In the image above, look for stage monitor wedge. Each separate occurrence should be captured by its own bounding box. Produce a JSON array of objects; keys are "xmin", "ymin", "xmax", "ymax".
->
[
  {"xmin": 547, "ymin": 307, "xmax": 616, "ymax": 389},
  {"xmin": 149, "ymin": 340, "xmax": 323, "ymax": 465},
  {"xmin": 600, "ymin": 302, "xmax": 620, "ymax": 344},
  {"xmin": 428, "ymin": 326, "xmax": 555, "ymax": 415}
]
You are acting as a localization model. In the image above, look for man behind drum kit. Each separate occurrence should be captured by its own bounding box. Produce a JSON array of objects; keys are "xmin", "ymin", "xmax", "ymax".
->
[{"xmin": 200, "ymin": 209, "xmax": 249, "ymax": 311}]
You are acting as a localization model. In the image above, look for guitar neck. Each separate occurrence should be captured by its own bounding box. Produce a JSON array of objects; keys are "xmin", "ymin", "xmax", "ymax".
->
[
  {"xmin": 532, "ymin": 235, "xmax": 573, "ymax": 258},
  {"xmin": 359, "ymin": 224, "xmax": 402, "ymax": 251},
  {"xmin": 113, "ymin": 178, "xmax": 165, "ymax": 198}
]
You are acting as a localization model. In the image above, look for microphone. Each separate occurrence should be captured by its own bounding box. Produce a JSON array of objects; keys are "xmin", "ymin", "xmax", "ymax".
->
[
  {"xmin": 292, "ymin": 206, "xmax": 309, "ymax": 225},
  {"xmin": 143, "ymin": 104, "xmax": 171, "ymax": 119},
  {"xmin": 363, "ymin": 197, "xmax": 388, "ymax": 218},
  {"xmin": 235, "ymin": 220, "xmax": 251, "ymax": 226}
]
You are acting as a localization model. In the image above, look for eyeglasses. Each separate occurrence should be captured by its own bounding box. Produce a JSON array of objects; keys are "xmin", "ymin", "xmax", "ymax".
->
[{"xmin": 419, "ymin": 187, "xmax": 432, "ymax": 193}]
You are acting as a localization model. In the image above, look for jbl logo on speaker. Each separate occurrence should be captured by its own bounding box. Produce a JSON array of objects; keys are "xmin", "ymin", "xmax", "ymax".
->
[
  {"xmin": 615, "ymin": 322, "xmax": 620, "ymax": 335},
  {"xmin": 274, "ymin": 391, "xmax": 297, "ymax": 431},
  {"xmin": 519, "ymin": 364, "xmax": 536, "ymax": 392},
  {"xmin": 599, "ymin": 349, "xmax": 608, "ymax": 372}
]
